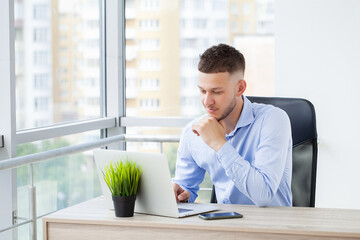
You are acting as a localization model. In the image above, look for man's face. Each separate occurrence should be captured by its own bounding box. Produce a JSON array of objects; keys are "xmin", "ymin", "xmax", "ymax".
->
[{"xmin": 198, "ymin": 71, "xmax": 242, "ymax": 121}]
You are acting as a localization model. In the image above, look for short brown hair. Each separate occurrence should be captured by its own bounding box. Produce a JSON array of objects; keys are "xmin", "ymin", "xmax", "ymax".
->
[{"xmin": 198, "ymin": 43, "xmax": 245, "ymax": 74}]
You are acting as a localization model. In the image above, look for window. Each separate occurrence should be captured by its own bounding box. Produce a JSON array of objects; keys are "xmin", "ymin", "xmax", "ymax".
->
[
  {"xmin": 15, "ymin": 1, "xmax": 23, "ymax": 20},
  {"xmin": 194, "ymin": 0, "xmax": 205, "ymax": 9},
  {"xmin": 34, "ymin": 74, "xmax": 49, "ymax": 89},
  {"xmin": 139, "ymin": 19, "xmax": 159, "ymax": 30},
  {"xmin": 243, "ymin": 3, "xmax": 250, "ymax": 15},
  {"xmin": 231, "ymin": 3, "xmax": 239, "ymax": 15},
  {"xmin": 141, "ymin": 0, "xmax": 160, "ymax": 10},
  {"xmin": 34, "ymin": 28, "xmax": 49, "ymax": 42},
  {"xmin": 34, "ymin": 97, "xmax": 49, "ymax": 111},
  {"xmin": 34, "ymin": 51, "xmax": 49, "ymax": 66},
  {"xmin": 181, "ymin": 39, "xmax": 197, "ymax": 48},
  {"xmin": 139, "ymin": 39, "xmax": 160, "ymax": 50},
  {"xmin": 215, "ymin": 20, "xmax": 227, "ymax": 29},
  {"xmin": 139, "ymin": 59, "xmax": 161, "ymax": 71},
  {"xmin": 140, "ymin": 78, "xmax": 159, "ymax": 90},
  {"xmin": 181, "ymin": 57, "xmax": 198, "ymax": 69},
  {"xmin": 125, "ymin": 0, "xmax": 275, "ymax": 203},
  {"xmin": 33, "ymin": 5, "xmax": 48, "ymax": 20},
  {"xmin": 140, "ymin": 99, "xmax": 160, "ymax": 109},
  {"xmin": 15, "ymin": 0, "xmax": 102, "ymax": 130},
  {"xmin": 60, "ymin": 24, "xmax": 69, "ymax": 31},
  {"xmin": 15, "ymin": 131, "xmax": 102, "ymax": 239},
  {"xmin": 125, "ymin": 0, "xmax": 276, "ymax": 118},
  {"xmin": 182, "ymin": 19, "xmax": 207, "ymax": 29},
  {"xmin": 194, "ymin": 19, "xmax": 207, "ymax": 29},
  {"xmin": 243, "ymin": 21, "xmax": 249, "ymax": 33},
  {"xmin": 232, "ymin": 21, "xmax": 238, "ymax": 32},
  {"xmin": 0, "ymin": 3, "xmax": 279, "ymax": 240},
  {"xmin": 212, "ymin": 0, "xmax": 225, "ymax": 11}
]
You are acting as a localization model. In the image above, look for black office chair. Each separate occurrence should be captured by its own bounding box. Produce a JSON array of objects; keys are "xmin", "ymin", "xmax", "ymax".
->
[{"xmin": 210, "ymin": 96, "xmax": 318, "ymax": 207}]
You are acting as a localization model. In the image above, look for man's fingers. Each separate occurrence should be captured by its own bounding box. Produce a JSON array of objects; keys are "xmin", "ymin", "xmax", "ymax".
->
[
  {"xmin": 174, "ymin": 183, "xmax": 182, "ymax": 193},
  {"xmin": 192, "ymin": 129, "xmax": 199, "ymax": 136},
  {"xmin": 173, "ymin": 183, "xmax": 185, "ymax": 202},
  {"xmin": 178, "ymin": 191, "xmax": 190, "ymax": 202}
]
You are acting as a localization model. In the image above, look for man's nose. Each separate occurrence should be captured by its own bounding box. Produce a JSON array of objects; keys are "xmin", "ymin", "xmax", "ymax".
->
[{"xmin": 204, "ymin": 93, "xmax": 214, "ymax": 106}]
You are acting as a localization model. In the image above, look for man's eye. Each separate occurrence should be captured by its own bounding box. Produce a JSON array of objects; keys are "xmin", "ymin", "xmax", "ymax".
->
[{"xmin": 214, "ymin": 91, "xmax": 223, "ymax": 94}]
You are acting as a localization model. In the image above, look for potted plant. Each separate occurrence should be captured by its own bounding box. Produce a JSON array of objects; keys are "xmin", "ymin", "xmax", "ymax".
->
[{"xmin": 102, "ymin": 160, "xmax": 141, "ymax": 217}]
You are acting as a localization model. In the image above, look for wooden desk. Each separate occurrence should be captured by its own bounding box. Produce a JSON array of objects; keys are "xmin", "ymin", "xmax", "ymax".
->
[{"xmin": 43, "ymin": 197, "xmax": 360, "ymax": 240}]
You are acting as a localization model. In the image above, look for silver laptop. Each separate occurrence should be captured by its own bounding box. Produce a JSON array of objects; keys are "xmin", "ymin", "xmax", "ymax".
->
[{"xmin": 93, "ymin": 149, "xmax": 217, "ymax": 218}]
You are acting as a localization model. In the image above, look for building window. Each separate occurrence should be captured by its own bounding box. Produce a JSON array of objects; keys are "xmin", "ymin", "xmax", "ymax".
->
[
  {"xmin": 243, "ymin": 21, "xmax": 249, "ymax": 33},
  {"xmin": 181, "ymin": 57, "xmax": 197, "ymax": 69},
  {"xmin": 181, "ymin": 39, "xmax": 196, "ymax": 48},
  {"xmin": 140, "ymin": 99, "xmax": 159, "ymax": 109},
  {"xmin": 34, "ymin": 97, "xmax": 49, "ymax": 111},
  {"xmin": 194, "ymin": 0, "xmax": 205, "ymax": 9},
  {"xmin": 141, "ymin": 0, "xmax": 160, "ymax": 10},
  {"xmin": 139, "ymin": 39, "xmax": 160, "ymax": 50},
  {"xmin": 140, "ymin": 78, "xmax": 159, "ymax": 90},
  {"xmin": 243, "ymin": 3, "xmax": 250, "ymax": 15},
  {"xmin": 194, "ymin": 19, "xmax": 207, "ymax": 29},
  {"xmin": 139, "ymin": 59, "xmax": 161, "ymax": 71},
  {"xmin": 33, "ymin": 28, "xmax": 49, "ymax": 42},
  {"xmin": 181, "ymin": 19, "xmax": 207, "ymax": 29},
  {"xmin": 33, "ymin": 5, "xmax": 48, "ymax": 20},
  {"xmin": 212, "ymin": 0, "xmax": 225, "ymax": 11},
  {"xmin": 86, "ymin": 39, "xmax": 99, "ymax": 47},
  {"xmin": 34, "ymin": 51, "xmax": 49, "ymax": 66},
  {"xmin": 215, "ymin": 20, "xmax": 227, "ymax": 29},
  {"xmin": 139, "ymin": 19, "xmax": 159, "ymax": 31},
  {"xmin": 34, "ymin": 74, "xmax": 49, "ymax": 89},
  {"xmin": 231, "ymin": 3, "xmax": 239, "ymax": 15},
  {"xmin": 232, "ymin": 21, "xmax": 238, "ymax": 32}
]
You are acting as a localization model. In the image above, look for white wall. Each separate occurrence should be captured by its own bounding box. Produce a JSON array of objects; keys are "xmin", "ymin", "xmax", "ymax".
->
[{"xmin": 275, "ymin": 0, "xmax": 360, "ymax": 208}]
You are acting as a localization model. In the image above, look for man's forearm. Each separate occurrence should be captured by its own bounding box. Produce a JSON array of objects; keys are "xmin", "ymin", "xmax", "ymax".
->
[{"xmin": 216, "ymin": 142, "xmax": 286, "ymax": 206}]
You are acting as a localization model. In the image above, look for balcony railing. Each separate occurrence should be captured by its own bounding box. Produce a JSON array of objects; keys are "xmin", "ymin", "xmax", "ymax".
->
[{"xmin": 0, "ymin": 133, "xmax": 202, "ymax": 240}]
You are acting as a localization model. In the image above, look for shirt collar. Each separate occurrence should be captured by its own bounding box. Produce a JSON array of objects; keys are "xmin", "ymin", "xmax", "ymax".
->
[{"xmin": 227, "ymin": 95, "xmax": 254, "ymax": 137}]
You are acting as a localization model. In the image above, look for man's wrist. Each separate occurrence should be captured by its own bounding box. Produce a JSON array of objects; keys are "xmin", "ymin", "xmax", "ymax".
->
[{"xmin": 213, "ymin": 139, "xmax": 227, "ymax": 152}]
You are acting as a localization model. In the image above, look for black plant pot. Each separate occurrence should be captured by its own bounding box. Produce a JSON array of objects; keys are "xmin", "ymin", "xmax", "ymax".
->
[{"xmin": 112, "ymin": 195, "xmax": 136, "ymax": 217}]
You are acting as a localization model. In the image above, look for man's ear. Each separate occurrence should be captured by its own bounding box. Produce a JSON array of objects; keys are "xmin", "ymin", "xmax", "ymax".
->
[{"xmin": 236, "ymin": 80, "xmax": 246, "ymax": 96}]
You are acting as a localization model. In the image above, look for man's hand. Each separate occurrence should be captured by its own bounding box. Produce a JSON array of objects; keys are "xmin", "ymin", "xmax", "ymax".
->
[
  {"xmin": 173, "ymin": 183, "xmax": 190, "ymax": 203},
  {"xmin": 192, "ymin": 116, "xmax": 227, "ymax": 152}
]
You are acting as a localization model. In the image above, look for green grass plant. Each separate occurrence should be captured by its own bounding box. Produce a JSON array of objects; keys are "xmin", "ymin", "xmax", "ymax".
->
[{"xmin": 102, "ymin": 160, "xmax": 141, "ymax": 197}]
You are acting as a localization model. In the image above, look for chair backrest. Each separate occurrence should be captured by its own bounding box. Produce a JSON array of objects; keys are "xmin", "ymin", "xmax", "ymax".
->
[{"xmin": 210, "ymin": 96, "xmax": 318, "ymax": 207}]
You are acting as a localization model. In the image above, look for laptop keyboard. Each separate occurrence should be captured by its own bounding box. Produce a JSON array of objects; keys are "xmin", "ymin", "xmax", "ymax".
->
[{"xmin": 178, "ymin": 208, "xmax": 193, "ymax": 213}]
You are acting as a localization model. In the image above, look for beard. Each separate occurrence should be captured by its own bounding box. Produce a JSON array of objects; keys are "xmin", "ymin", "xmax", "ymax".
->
[{"xmin": 216, "ymin": 96, "xmax": 237, "ymax": 121}]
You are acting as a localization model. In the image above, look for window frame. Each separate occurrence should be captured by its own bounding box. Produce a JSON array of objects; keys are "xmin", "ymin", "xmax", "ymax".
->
[{"xmin": 0, "ymin": 1, "xmax": 196, "ymax": 239}]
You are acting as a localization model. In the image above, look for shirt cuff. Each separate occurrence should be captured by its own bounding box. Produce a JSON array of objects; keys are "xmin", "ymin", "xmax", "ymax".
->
[{"xmin": 216, "ymin": 141, "xmax": 240, "ymax": 170}]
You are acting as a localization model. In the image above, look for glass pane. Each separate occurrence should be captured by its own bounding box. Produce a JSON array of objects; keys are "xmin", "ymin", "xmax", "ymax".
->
[
  {"xmin": 126, "ymin": 127, "xmax": 212, "ymax": 203},
  {"xmin": 14, "ymin": 0, "xmax": 103, "ymax": 130},
  {"xmin": 17, "ymin": 222, "xmax": 31, "ymax": 240},
  {"xmin": 16, "ymin": 130, "xmax": 102, "ymax": 234},
  {"xmin": 126, "ymin": 127, "xmax": 181, "ymax": 178},
  {"xmin": 125, "ymin": 0, "xmax": 275, "ymax": 203},
  {"xmin": 125, "ymin": 0, "xmax": 274, "ymax": 118}
]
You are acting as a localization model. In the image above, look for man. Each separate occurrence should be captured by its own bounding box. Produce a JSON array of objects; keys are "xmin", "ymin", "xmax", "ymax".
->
[{"xmin": 172, "ymin": 44, "xmax": 292, "ymax": 207}]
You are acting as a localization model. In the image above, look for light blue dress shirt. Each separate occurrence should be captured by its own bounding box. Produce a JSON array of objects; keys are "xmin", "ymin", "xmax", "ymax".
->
[{"xmin": 173, "ymin": 96, "xmax": 293, "ymax": 207}]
